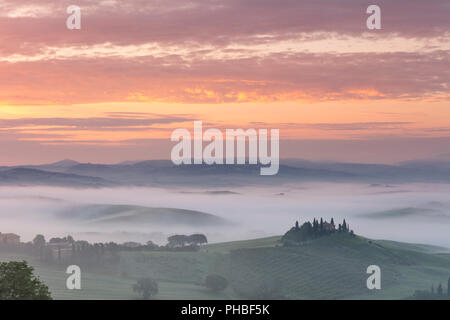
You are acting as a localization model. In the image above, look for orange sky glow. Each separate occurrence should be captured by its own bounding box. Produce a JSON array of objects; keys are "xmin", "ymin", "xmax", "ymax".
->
[{"xmin": 0, "ymin": 0, "xmax": 449, "ymax": 164}]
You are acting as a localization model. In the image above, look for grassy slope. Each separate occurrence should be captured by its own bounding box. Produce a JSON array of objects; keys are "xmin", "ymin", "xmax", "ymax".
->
[
  {"xmin": 1, "ymin": 234, "xmax": 450, "ymax": 299},
  {"xmin": 0, "ymin": 251, "xmax": 136, "ymax": 299},
  {"xmin": 0, "ymin": 251, "xmax": 234, "ymax": 300},
  {"xmin": 204, "ymin": 236, "xmax": 281, "ymax": 253},
  {"xmin": 207, "ymin": 234, "xmax": 450, "ymax": 299},
  {"xmin": 374, "ymin": 240, "xmax": 450, "ymax": 254}
]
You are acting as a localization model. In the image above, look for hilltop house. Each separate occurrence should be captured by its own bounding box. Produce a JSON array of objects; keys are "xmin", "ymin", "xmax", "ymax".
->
[
  {"xmin": 322, "ymin": 221, "xmax": 335, "ymax": 232},
  {"xmin": 0, "ymin": 232, "xmax": 20, "ymax": 244}
]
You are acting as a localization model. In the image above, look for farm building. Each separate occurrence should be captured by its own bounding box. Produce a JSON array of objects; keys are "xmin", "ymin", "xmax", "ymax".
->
[{"xmin": 0, "ymin": 232, "xmax": 20, "ymax": 244}]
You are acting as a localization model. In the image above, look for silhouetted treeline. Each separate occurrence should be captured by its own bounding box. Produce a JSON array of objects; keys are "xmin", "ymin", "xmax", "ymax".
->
[
  {"xmin": 0, "ymin": 232, "xmax": 208, "ymax": 266},
  {"xmin": 409, "ymin": 278, "xmax": 450, "ymax": 300},
  {"xmin": 282, "ymin": 218, "xmax": 354, "ymax": 245}
]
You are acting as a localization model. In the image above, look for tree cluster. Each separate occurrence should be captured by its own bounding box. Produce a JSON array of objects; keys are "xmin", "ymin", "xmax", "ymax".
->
[
  {"xmin": 167, "ymin": 234, "xmax": 208, "ymax": 248},
  {"xmin": 410, "ymin": 278, "xmax": 450, "ymax": 300},
  {"xmin": 282, "ymin": 218, "xmax": 354, "ymax": 245},
  {"xmin": 27, "ymin": 233, "xmax": 209, "ymax": 266}
]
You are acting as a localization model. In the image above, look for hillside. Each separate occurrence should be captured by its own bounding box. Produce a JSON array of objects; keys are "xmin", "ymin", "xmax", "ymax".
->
[
  {"xmin": 212, "ymin": 234, "xmax": 450, "ymax": 299},
  {"xmin": 57, "ymin": 204, "xmax": 231, "ymax": 227},
  {"xmin": 2, "ymin": 234, "xmax": 450, "ymax": 299}
]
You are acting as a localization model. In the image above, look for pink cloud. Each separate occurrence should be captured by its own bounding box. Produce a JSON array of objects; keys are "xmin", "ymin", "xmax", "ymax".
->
[
  {"xmin": 0, "ymin": 0, "xmax": 448, "ymax": 55},
  {"xmin": 0, "ymin": 51, "xmax": 448, "ymax": 104}
]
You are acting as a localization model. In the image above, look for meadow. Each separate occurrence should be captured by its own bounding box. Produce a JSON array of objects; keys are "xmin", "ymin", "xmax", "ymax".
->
[{"xmin": 1, "ymin": 233, "xmax": 450, "ymax": 299}]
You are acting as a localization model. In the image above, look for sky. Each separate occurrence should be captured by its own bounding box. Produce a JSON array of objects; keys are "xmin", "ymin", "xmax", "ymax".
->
[{"xmin": 0, "ymin": 0, "xmax": 449, "ymax": 165}]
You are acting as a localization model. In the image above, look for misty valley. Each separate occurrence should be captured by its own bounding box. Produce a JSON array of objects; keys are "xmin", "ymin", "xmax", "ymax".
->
[
  {"xmin": 1, "ymin": 159, "xmax": 450, "ymax": 300},
  {"xmin": 0, "ymin": 0, "xmax": 448, "ymax": 308}
]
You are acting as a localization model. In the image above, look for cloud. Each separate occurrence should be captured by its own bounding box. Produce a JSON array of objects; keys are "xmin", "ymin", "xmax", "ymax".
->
[
  {"xmin": 0, "ymin": 51, "xmax": 448, "ymax": 104},
  {"xmin": 0, "ymin": 115, "xmax": 194, "ymax": 129},
  {"xmin": 250, "ymin": 121, "xmax": 415, "ymax": 131},
  {"xmin": 0, "ymin": 0, "xmax": 448, "ymax": 56},
  {"xmin": 0, "ymin": 114, "xmax": 194, "ymax": 143},
  {"xmin": 0, "ymin": 1, "xmax": 447, "ymax": 104}
]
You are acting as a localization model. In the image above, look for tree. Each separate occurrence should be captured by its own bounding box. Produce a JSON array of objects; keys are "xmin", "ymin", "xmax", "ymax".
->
[
  {"xmin": 448, "ymin": 277, "xmax": 450, "ymax": 296},
  {"xmin": 312, "ymin": 219, "xmax": 319, "ymax": 232},
  {"xmin": 32, "ymin": 234, "xmax": 46, "ymax": 247},
  {"xmin": 133, "ymin": 278, "xmax": 158, "ymax": 300},
  {"xmin": 146, "ymin": 240, "xmax": 158, "ymax": 250},
  {"xmin": 281, "ymin": 221, "xmax": 314, "ymax": 245},
  {"xmin": 295, "ymin": 221, "xmax": 299, "ymax": 229},
  {"xmin": 167, "ymin": 235, "xmax": 190, "ymax": 247},
  {"xmin": 0, "ymin": 261, "xmax": 52, "ymax": 300},
  {"xmin": 188, "ymin": 234, "xmax": 208, "ymax": 246},
  {"xmin": 437, "ymin": 283, "xmax": 443, "ymax": 295},
  {"xmin": 66, "ymin": 235, "xmax": 75, "ymax": 244},
  {"xmin": 330, "ymin": 218, "xmax": 334, "ymax": 226},
  {"xmin": 205, "ymin": 274, "xmax": 228, "ymax": 292}
]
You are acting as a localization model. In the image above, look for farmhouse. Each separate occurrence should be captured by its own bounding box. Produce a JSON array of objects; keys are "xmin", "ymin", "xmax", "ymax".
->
[
  {"xmin": 322, "ymin": 221, "xmax": 336, "ymax": 232},
  {"xmin": 0, "ymin": 232, "xmax": 20, "ymax": 244},
  {"xmin": 47, "ymin": 242, "xmax": 73, "ymax": 260}
]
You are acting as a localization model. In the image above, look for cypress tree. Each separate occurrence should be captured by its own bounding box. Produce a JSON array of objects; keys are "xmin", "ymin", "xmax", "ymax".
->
[
  {"xmin": 72, "ymin": 243, "xmax": 76, "ymax": 259},
  {"xmin": 448, "ymin": 277, "xmax": 450, "ymax": 296},
  {"xmin": 438, "ymin": 283, "xmax": 443, "ymax": 295},
  {"xmin": 313, "ymin": 219, "xmax": 317, "ymax": 232}
]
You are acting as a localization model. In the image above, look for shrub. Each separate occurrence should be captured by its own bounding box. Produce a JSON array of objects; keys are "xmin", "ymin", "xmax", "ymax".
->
[
  {"xmin": 133, "ymin": 277, "xmax": 158, "ymax": 299},
  {"xmin": 205, "ymin": 274, "xmax": 228, "ymax": 292}
]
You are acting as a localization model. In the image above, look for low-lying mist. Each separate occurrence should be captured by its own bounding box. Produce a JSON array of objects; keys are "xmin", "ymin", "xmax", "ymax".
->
[{"xmin": 1, "ymin": 182, "xmax": 450, "ymax": 247}]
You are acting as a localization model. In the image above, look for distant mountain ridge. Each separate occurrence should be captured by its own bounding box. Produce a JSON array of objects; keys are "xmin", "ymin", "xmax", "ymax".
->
[
  {"xmin": 0, "ymin": 167, "xmax": 111, "ymax": 188},
  {"xmin": 0, "ymin": 158, "xmax": 450, "ymax": 187}
]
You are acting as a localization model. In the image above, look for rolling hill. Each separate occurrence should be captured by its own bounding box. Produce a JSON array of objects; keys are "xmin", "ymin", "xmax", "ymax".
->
[
  {"xmin": 57, "ymin": 203, "xmax": 231, "ymax": 227},
  {"xmin": 116, "ymin": 233, "xmax": 450, "ymax": 300},
  {"xmin": 360, "ymin": 207, "xmax": 450, "ymax": 220},
  {"xmin": 2, "ymin": 233, "xmax": 450, "ymax": 299},
  {"xmin": 212, "ymin": 234, "xmax": 450, "ymax": 299}
]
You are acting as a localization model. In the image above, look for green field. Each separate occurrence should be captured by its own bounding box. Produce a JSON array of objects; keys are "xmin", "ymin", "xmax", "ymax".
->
[
  {"xmin": 1, "ymin": 233, "xmax": 450, "ymax": 299},
  {"xmin": 212, "ymin": 234, "xmax": 450, "ymax": 299}
]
